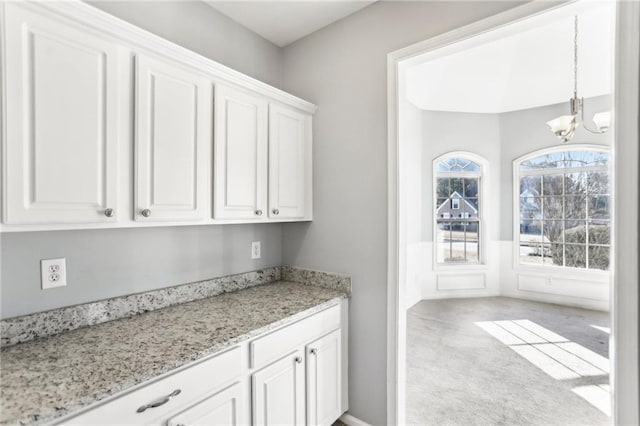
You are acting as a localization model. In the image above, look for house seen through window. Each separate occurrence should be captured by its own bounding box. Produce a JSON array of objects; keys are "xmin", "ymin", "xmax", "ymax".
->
[
  {"xmin": 517, "ymin": 148, "xmax": 610, "ymax": 270},
  {"xmin": 435, "ymin": 155, "xmax": 482, "ymax": 264}
]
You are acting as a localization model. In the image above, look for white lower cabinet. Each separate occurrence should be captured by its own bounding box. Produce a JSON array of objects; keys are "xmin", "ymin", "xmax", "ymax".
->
[
  {"xmin": 166, "ymin": 382, "xmax": 247, "ymax": 426},
  {"xmin": 306, "ymin": 330, "xmax": 342, "ymax": 426},
  {"xmin": 56, "ymin": 302, "xmax": 347, "ymax": 426},
  {"xmin": 251, "ymin": 351, "xmax": 306, "ymax": 426}
]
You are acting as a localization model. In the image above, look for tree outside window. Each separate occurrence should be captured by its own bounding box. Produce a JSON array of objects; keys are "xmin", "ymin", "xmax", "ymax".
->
[{"xmin": 517, "ymin": 148, "xmax": 610, "ymax": 270}]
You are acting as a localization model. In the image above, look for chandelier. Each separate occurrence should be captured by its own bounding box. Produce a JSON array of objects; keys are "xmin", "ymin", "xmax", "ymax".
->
[{"xmin": 546, "ymin": 15, "xmax": 610, "ymax": 143}]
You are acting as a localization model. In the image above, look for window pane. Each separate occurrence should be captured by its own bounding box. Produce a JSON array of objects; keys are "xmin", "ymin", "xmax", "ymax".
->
[
  {"xmin": 587, "ymin": 171, "xmax": 609, "ymax": 195},
  {"xmin": 542, "ymin": 197, "xmax": 563, "ymax": 219},
  {"xmin": 542, "ymin": 174, "xmax": 564, "ymax": 196},
  {"xmin": 588, "ymin": 222, "xmax": 610, "ymax": 245},
  {"xmin": 565, "ymin": 244, "xmax": 586, "ymax": 268},
  {"xmin": 520, "ymin": 152, "xmax": 564, "ymax": 170},
  {"xmin": 436, "ymin": 223, "xmax": 451, "ymax": 263},
  {"xmin": 565, "ymin": 195, "xmax": 587, "ymax": 219},
  {"xmin": 463, "ymin": 178, "xmax": 479, "ymax": 198},
  {"xmin": 436, "ymin": 178, "xmax": 451, "ymax": 199},
  {"xmin": 564, "ymin": 150, "xmax": 608, "ymax": 168},
  {"xmin": 451, "ymin": 178, "xmax": 464, "ymax": 195},
  {"xmin": 465, "ymin": 197, "xmax": 479, "ymax": 216},
  {"xmin": 588, "ymin": 245, "xmax": 610, "ymax": 270},
  {"xmin": 543, "ymin": 220, "xmax": 564, "ymax": 244},
  {"xmin": 520, "ymin": 175, "xmax": 542, "ymax": 195},
  {"xmin": 565, "ymin": 220, "xmax": 587, "ymax": 244},
  {"xmin": 588, "ymin": 195, "xmax": 610, "ymax": 220},
  {"xmin": 564, "ymin": 172, "xmax": 586, "ymax": 194},
  {"xmin": 550, "ymin": 243, "xmax": 564, "ymax": 266},
  {"xmin": 465, "ymin": 223, "xmax": 479, "ymax": 263},
  {"xmin": 436, "ymin": 157, "xmax": 480, "ymax": 172}
]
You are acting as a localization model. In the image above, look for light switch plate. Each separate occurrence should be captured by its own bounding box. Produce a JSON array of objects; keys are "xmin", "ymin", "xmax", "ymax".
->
[{"xmin": 41, "ymin": 258, "xmax": 67, "ymax": 289}]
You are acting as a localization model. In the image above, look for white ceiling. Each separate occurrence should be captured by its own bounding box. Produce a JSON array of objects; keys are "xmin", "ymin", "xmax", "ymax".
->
[
  {"xmin": 405, "ymin": 2, "xmax": 616, "ymax": 114},
  {"xmin": 205, "ymin": 0, "xmax": 376, "ymax": 47}
]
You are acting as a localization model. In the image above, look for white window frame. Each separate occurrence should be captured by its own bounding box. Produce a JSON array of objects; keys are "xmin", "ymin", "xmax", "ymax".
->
[
  {"xmin": 513, "ymin": 144, "xmax": 611, "ymax": 275},
  {"xmin": 433, "ymin": 151, "xmax": 487, "ymax": 267}
]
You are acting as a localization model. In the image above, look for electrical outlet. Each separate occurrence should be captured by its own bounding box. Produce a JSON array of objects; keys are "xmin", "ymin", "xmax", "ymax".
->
[
  {"xmin": 251, "ymin": 241, "xmax": 261, "ymax": 260},
  {"xmin": 41, "ymin": 258, "xmax": 67, "ymax": 289}
]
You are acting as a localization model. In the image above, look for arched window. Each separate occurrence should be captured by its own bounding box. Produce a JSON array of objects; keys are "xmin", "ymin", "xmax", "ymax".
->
[
  {"xmin": 434, "ymin": 153, "xmax": 484, "ymax": 264},
  {"xmin": 515, "ymin": 147, "xmax": 610, "ymax": 270}
]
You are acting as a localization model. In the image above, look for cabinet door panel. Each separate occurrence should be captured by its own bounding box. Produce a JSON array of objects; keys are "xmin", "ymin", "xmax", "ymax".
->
[
  {"xmin": 214, "ymin": 85, "xmax": 267, "ymax": 220},
  {"xmin": 135, "ymin": 55, "xmax": 211, "ymax": 222},
  {"xmin": 252, "ymin": 351, "xmax": 305, "ymax": 426},
  {"xmin": 306, "ymin": 330, "xmax": 342, "ymax": 426},
  {"xmin": 166, "ymin": 382, "xmax": 247, "ymax": 426},
  {"xmin": 268, "ymin": 104, "xmax": 308, "ymax": 219},
  {"xmin": 3, "ymin": 4, "xmax": 120, "ymax": 224}
]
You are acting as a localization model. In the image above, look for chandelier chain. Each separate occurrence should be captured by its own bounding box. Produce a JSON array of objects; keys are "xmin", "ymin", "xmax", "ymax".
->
[{"xmin": 574, "ymin": 15, "xmax": 578, "ymax": 97}]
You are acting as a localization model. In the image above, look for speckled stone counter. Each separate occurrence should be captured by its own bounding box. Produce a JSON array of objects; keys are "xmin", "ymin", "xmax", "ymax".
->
[{"xmin": 0, "ymin": 281, "xmax": 348, "ymax": 426}]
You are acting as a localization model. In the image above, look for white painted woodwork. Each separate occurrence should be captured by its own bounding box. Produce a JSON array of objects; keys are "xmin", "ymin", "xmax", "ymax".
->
[
  {"xmin": 268, "ymin": 104, "xmax": 308, "ymax": 219},
  {"xmin": 166, "ymin": 382, "xmax": 247, "ymax": 426},
  {"xmin": 63, "ymin": 347, "xmax": 242, "ymax": 425},
  {"xmin": 2, "ymin": 3, "xmax": 120, "ymax": 224},
  {"xmin": 134, "ymin": 54, "xmax": 211, "ymax": 222},
  {"xmin": 250, "ymin": 304, "xmax": 341, "ymax": 369},
  {"xmin": 251, "ymin": 351, "xmax": 306, "ymax": 426},
  {"xmin": 517, "ymin": 273, "xmax": 608, "ymax": 301},
  {"xmin": 214, "ymin": 85, "xmax": 268, "ymax": 220},
  {"xmin": 306, "ymin": 329, "xmax": 342, "ymax": 426},
  {"xmin": 436, "ymin": 273, "xmax": 486, "ymax": 291}
]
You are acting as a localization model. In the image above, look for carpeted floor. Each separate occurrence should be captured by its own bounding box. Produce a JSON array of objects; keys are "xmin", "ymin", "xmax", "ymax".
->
[{"xmin": 407, "ymin": 297, "xmax": 610, "ymax": 426}]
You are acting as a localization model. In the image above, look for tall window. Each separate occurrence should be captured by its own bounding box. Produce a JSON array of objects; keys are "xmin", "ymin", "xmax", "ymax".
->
[
  {"xmin": 434, "ymin": 155, "xmax": 483, "ymax": 264},
  {"xmin": 516, "ymin": 148, "xmax": 610, "ymax": 270}
]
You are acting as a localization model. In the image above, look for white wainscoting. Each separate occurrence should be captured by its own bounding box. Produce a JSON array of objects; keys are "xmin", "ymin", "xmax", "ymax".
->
[
  {"xmin": 500, "ymin": 241, "xmax": 610, "ymax": 312},
  {"xmin": 405, "ymin": 241, "xmax": 610, "ymax": 312}
]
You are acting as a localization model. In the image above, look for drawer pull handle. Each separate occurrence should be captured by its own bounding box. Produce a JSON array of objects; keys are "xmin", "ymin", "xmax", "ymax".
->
[
  {"xmin": 136, "ymin": 389, "xmax": 181, "ymax": 413},
  {"xmin": 294, "ymin": 356, "xmax": 303, "ymax": 364},
  {"xmin": 310, "ymin": 348, "xmax": 318, "ymax": 355}
]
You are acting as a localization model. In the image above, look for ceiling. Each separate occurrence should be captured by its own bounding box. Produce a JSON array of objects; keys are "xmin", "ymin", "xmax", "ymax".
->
[
  {"xmin": 405, "ymin": 2, "xmax": 616, "ymax": 114},
  {"xmin": 205, "ymin": 1, "xmax": 376, "ymax": 47}
]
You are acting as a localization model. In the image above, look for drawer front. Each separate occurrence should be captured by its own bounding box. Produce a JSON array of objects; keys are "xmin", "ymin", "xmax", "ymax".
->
[
  {"xmin": 250, "ymin": 304, "xmax": 340, "ymax": 370},
  {"xmin": 61, "ymin": 346, "xmax": 242, "ymax": 425}
]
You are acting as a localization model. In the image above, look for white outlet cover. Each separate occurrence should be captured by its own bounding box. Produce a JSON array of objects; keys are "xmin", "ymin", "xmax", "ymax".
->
[
  {"xmin": 252, "ymin": 241, "xmax": 261, "ymax": 260},
  {"xmin": 41, "ymin": 258, "xmax": 67, "ymax": 289}
]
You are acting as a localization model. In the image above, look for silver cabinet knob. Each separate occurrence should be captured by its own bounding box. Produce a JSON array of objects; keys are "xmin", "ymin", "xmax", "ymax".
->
[
  {"xmin": 272, "ymin": 208, "xmax": 279, "ymax": 216},
  {"xmin": 141, "ymin": 209, "xmax": 151, "ymax": 217},
  {"xmin": 309, "ymin": 348, "xmax": 317, "ymax": 355},
  {"xmin": 294, "ymin": 356, "xmax": 303, "ymax": 364},
  {"xmin": 136, "ymin": 389, "xmax": 181, "ymax": 413},
  {"xmin": 104, "ymin": 208, "xmax": 115, "ymax": 218},
  {"xmin": 255, "ymin": 209, "xmax": 263, "ymax": 216}
]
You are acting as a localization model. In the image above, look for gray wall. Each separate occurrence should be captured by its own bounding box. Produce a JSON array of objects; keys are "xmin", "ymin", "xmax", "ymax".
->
[
  {"xmin": 88, "ymin": 1, "xmax": 284, "ymax": 88},
  {"xmin": 279, "ymin": 2, "xmax": 523, "ymax": 424},
  {"xmin": 1, "ymin": 2, "xmax": 286, "ymax": 319},
  {"xmin": 1, "ymin": 225, "xmax": 282, "ymax": 318},
  {"xmin": 499, "ymin": 95, "xmax": 612, "ymax": 240}
]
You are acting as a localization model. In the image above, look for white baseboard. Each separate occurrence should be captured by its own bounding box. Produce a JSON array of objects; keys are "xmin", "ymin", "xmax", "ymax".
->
[{"xmin": 340, "ymin": 413, "xmax": 373, "ymax": 426}]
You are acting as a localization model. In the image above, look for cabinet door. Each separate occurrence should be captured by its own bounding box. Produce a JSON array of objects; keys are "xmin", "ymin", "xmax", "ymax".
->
[
  {"xmin": 166, "ymin": 382, "xmax": 247, "ymax": 426},
  {"xmin": 268, "ymin": 104, "xmax": 309, "ymax": 220},
  {"xmin": 252, "ymin": 351, "xmax": 305, "ymax": 426},
  {"xmin": 2, "ymin": 3, "xmax": 120, "ymax": 224},
  {"xmin": 306, "ymin": 330, "xmax": 342, "ymax": 426},
  {"xmin": 135, "ymin": 54, "xmax": 211, "ymax": 222},
  {"xmin": 214, "ymin": 85, "xmax": 268, "ymax": 220}
]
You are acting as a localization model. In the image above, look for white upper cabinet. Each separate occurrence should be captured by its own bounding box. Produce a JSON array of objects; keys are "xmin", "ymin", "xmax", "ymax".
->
[
  {"xmin": 134, "ymin": 54, "xmax": 211, "ymax": 222},
  {"xmin": 268, "ymin": 104, "xmax": 310, "ymax": 220},
  {"xmin": 214, "ymin": 85, "xmax": 268, "ymax": 220},
  {"xmin": 2, "ymin": 3, "xmax": 120, "ymax": 224}
]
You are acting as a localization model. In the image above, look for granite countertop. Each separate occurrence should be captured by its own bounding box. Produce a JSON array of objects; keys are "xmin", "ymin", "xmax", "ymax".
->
[{"xmin": 0, "ymin": 280, "xmax": 347, "ymax": 426}]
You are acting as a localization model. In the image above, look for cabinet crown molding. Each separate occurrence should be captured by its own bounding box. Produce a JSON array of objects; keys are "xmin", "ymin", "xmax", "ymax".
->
[{"xmin": 20, "ymin": 0, "xmax": 317, "ymax": 115}]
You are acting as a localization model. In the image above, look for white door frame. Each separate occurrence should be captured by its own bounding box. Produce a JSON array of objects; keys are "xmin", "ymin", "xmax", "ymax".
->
[{"xmin": 386, "ymin": 2, "xmax": 639, "ymax": 425}]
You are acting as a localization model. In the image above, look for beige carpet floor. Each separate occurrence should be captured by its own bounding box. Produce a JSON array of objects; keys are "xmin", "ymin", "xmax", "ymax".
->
[{"xmin": 407, "ymin": 297, "xmax": 610, "ymax": 426}]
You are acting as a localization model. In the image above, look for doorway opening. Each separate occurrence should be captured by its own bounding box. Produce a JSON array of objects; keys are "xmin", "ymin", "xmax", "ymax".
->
[{"xmin": 387, "ymin": 1, "xmax": 639, "ymax": 425}]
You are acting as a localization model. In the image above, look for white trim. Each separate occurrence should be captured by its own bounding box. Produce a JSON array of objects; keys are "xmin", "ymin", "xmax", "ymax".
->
[
  {"xmin": 512, "ymin": 144, "xmax": 611, "ymax": 273},
  {"xmin": 387, "ymin": 1, "xmax": 638, "ymax": 425},
  {"xmin": 612, "ymin": 1, "xmax": 639, "ymax": 424},
  {"xmin": 339, "ymin": 413, "xmax": 373, "ymax": 426},
  {"xmin": 14, "ymin": 1, "xmax": 317, "ymax": 115}
]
